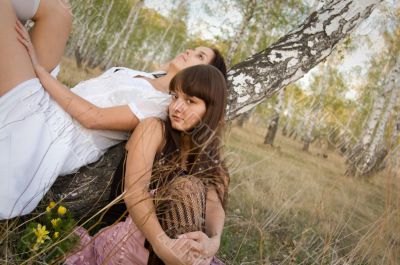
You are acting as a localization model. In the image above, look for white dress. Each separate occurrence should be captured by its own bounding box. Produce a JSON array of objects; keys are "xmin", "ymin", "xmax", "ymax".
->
[{"xmin": 0, "ymin": 67, "xmax": 171, "ymax": 219}]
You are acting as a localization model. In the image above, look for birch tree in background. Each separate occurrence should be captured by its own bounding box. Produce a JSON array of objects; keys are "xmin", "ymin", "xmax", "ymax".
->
[
  {"xmin": 49, "ymin": 0, "xmax": 383, "ymax": 217},
  {"xmin": 264, "ymin": 88, "xmax": 286, "ymax": 146},
  {"xmin": 102, "ymin": 2, "xmax": 142, "ymax": 69},
  {"xmin": 142, "ymin": 0, "xmax": 188, "ymax": 70},
  {"xmin": 346, "ymin": 60, "xmax": 400, "ymax": 176},
  {"xmin": 225, "ymin": 0, "xmax": 257, "ymax": 67},
  {"xmin": 302, "ymin": 63, "xmax": 330, "ymax": 151}
]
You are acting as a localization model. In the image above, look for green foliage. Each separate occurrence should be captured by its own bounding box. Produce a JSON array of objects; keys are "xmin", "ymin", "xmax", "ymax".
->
[{"xmin": 13, "ymin": 202, "xmax": 78, "ymax": 264}]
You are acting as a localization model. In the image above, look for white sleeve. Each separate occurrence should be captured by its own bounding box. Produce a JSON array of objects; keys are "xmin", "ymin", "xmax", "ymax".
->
[{"xmin": 128, "ymin": 95, "xmax": 170, "ymax": 121}]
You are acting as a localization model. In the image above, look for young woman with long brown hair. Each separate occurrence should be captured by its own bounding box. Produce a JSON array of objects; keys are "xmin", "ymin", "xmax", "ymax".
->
[{"xmin": 65, "ymin": 64, "xmax": 229, "ymax": 264}]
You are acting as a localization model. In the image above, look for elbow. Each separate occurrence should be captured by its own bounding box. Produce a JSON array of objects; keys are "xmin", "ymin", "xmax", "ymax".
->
[
  {"xmin": 78, "ymin": 115, "xmax": 100, "ymax": 130},
  {"xmin": 80, "ymin": 119, "xmax": 98, "ymax": 130},
  {"xmin": 78, "ymin": 108, "xmax": 103, "ymax": 130}
]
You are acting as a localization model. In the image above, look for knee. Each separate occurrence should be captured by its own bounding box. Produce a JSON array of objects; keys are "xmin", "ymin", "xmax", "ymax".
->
[
  {"xmin": 35, "ymin": 0, "xmax": 73, "ymax": 26},
  {"xmin": 168, "ymin": 176, "xmax": 205, "ymax": 197}
]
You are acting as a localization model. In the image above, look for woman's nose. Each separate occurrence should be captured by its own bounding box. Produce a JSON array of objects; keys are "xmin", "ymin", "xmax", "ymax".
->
[{"xmin": 173, "ymin": 99, "xmax": 185, "ymax": 112}]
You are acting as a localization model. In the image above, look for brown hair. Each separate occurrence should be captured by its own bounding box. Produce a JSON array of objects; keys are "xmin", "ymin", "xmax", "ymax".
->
[
  {"xmin": 210, "ymin": 48, "xmax": 227, "ymax": 80},
  {"xmin": 155, "ymin": 64, "xmax": 229, "ymax": 208}
]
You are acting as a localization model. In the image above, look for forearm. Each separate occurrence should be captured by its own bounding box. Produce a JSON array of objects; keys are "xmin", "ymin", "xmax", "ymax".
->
[
  {"xmin": 205, "ymin": 189, "xmax": 225, "ymax": 242},
  {"xmin": 36, "ymin": 67, "xmax": 100, "ymax": 127},
  {"xmin": 125, "ymin": 188, "xmax": 168, "ymax": 247}
]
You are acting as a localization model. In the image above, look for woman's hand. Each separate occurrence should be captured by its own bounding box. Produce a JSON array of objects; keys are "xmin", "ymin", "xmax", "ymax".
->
[
  {"xmin": 153, "ymin": 234, "xmax": 216, "ymax": 265},
  {"xmin": 153, "ymin": 232, "xmax": 219, "ymax": 265},
  {"xmin": 15, "ymin": 20, "xmax": 44, "ymax": 73},
  {"xmin": 178, "ymin": 231, "xmax": 220, "ymax": 263}
]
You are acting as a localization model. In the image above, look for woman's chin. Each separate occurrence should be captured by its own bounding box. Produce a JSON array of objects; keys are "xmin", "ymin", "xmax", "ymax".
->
[{"xmin": 171, "ymin": 122, "xmax": 184, "ymax": 131}]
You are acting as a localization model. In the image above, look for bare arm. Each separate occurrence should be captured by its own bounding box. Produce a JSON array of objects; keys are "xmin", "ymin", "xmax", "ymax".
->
[
  {"xmin": 37, "ymin": 67, "xmax": 139, "ymax": 130},
  {"xmin": 124, "ymin": 119, "xmax": 190, "ymax": 264},
  {"xmin": 16, "ymin": 21, "xmax": 139, "ymax": 131},
  {"xmin": 205, "ymin": 188, "xmax": 225, "ymax": 248},
  {"xmin": 180, "ymin": 188, "xmax": 225, "ymax": 261}
]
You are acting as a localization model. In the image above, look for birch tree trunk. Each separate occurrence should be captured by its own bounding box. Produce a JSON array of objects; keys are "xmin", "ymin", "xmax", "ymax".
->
[
  {"xmin": 116, "ymin": 1, "xmax": 143, "ymax": 62},
  {"xmin": 385, "ymin": 110, "xmax": 400, "ymax": 175},
  {"xmin": 81, "ymin": 0, "xmax": 115, "ymax": 68},
  {"xmin": 47, "ymin": 0, "xmax": 382, "ymax": 218},
  {"xmin": 103, "ymin": 6, "xmax": 138, "ymax": 69},
  {"xmin": 142, "ymin": 0, "xmax": 186, "ymax": 70},
  {"xmin": 346, "ymin": 60, "xmax": 400, "ymax": 177},
  {"xmin": 225, "ymin": 0, "xmax": 257, "ymax": 67},
  {"xmin": 302, "ymin": 107, "xmax": 319, "ymax": 151},
  {"xmin": 236, "ymin": 109, "xmax": 254, "ymax": 127},
  {"xmin": 264, "ymin": 88, "xmax": 285, "ymax": 145},
  {"xmin": 303, "ymin": 63, "xmax": 329, "ymax": 151},
  {"xmin": 281, "ymin": 92, "xmax": 294, "ymax": 136},
  {"xmin": 226, "ymin": 0, "xmax": 380, "ymax": 120}
]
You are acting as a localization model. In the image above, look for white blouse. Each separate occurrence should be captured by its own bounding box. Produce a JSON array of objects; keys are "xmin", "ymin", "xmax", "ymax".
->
[{"xmin": 0, "ymin": 67, "xmax": 170, "ymax": 218}]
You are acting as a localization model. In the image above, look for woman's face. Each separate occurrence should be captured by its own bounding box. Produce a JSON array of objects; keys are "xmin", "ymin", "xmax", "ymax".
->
[
  {"xmin": 169, "ymin": 47, "xmax": 215, "ymax": 72},
  {"xmin": 169, "ymin": 90, "xmax": 206, "ymax": 132}
]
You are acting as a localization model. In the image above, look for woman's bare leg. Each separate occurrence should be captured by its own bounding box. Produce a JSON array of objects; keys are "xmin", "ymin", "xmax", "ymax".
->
[
  {"xmin": 30, "ymin": 0, "xmax": 72, "ymax": 72},
  {"xmin": 0, "ymin": 0, "xmax": 36, "ymax": 96}
]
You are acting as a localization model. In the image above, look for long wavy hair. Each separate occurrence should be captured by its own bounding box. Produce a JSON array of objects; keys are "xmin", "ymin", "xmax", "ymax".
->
[{"xmin": 152, "ymin": 64, "xmax": 229, "ymax": 208}]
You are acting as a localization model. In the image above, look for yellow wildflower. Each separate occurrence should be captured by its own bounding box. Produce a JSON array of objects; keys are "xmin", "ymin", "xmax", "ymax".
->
[
  {"xmin": 32, "ymin": 224, "xmax": 50, "ymax": 244},
  {"xmin": 51, "ymin": 218, "xmax": 61, "ymax": 228},
  {"xmin": 46, "ymin": 201, "xmax": 56, "ymax": 212},
  {"xmin": 53, "ymin": 232, "xmax": 59, "ymax": 239},
  {"xmin": 32, "ymin": 243, "xmax": 39, "ymax": 251},
  {"xmin": 57, "ymin": 206, "xmax": 67, "ymax": 216}
]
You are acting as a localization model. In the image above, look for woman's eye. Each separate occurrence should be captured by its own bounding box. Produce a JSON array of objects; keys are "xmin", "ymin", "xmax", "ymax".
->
[{"xmin": 187, "ymin": 99, "xmax": 194, "ymax": 104}]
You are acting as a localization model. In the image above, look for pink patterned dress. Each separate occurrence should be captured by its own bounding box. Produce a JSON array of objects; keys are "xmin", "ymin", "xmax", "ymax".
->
[{"xmin": 65, "ymin": 216, "xmax": 224, "ymax": 265}]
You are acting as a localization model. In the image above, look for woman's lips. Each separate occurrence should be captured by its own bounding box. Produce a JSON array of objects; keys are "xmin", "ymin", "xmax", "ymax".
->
[{"xmin": 171, "ymin": 115, "xmax": 183, "ymax": 122}]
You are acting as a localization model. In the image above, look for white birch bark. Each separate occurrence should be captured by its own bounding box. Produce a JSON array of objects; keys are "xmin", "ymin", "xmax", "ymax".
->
[
  {"xmin": 360, "ymin": 87, "xmax": 387, "ymax": 145},
  {"xmin": 347, "ymin": 59, "xmax": 400, "ymax": 176},
  {"xmin": 360, "ymin": 64, "xmax": 400, "ymax": 174},
  {"xmin": 226, "ymin": 0, "xmax": 382, "ymax": 121}
]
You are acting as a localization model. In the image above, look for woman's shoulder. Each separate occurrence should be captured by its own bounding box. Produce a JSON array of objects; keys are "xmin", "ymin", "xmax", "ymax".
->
[
  {"xmin": 135, "ymin": 118, "xmax": 165, "ymax": 138},
  {"xmin": 133, "ymin": 118, "xmax": 166, "ymax": 153},
  {"xmin": 139, "ymin": 117, "xmax": 164, "ymax": 128}
]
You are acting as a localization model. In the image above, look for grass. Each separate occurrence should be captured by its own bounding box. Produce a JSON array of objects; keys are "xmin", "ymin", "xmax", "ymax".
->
[
  {"xmin": 220, "ymin": 122, "xmax": 400, "ymax": 264},
  {"xmin": 1, "ymin": 57, "xmax": 399, "ymax": 264}
]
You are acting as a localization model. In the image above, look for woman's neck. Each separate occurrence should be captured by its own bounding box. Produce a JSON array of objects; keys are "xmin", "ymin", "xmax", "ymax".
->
[{"xmin": 144, "ymin": 70, "xmax": 177, "ymax": 93}]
